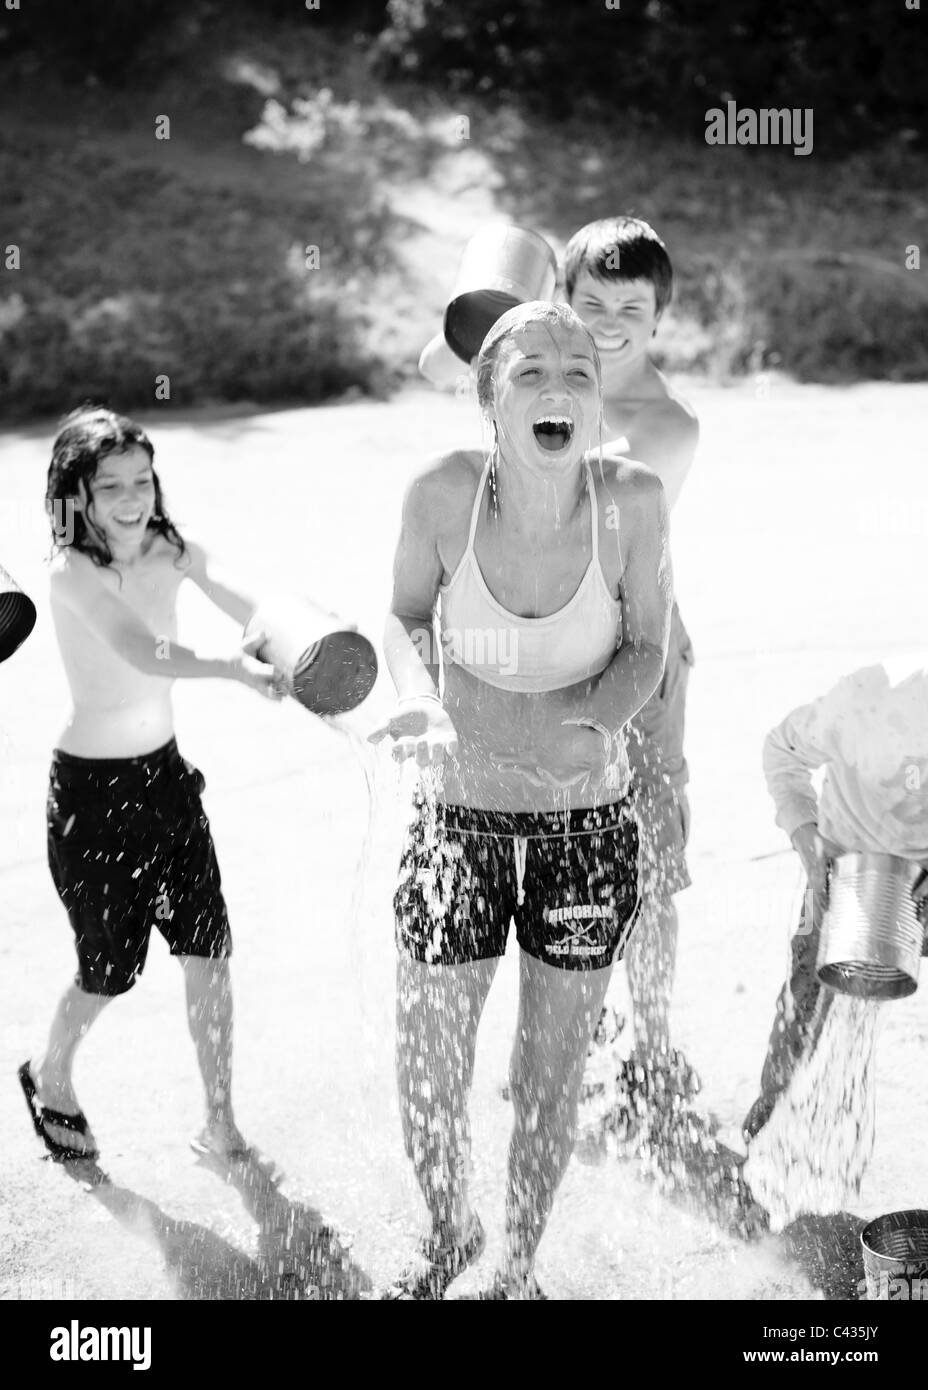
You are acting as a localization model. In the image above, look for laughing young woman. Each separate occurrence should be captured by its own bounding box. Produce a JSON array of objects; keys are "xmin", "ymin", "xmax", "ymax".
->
[{"xmin": 374, "ymin": 302, "xmax": 671, "ymax": 1299}]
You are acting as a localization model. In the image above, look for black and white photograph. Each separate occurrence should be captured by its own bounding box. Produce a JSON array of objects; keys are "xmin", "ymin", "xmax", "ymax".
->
[{"xmin": 1, "ymin": 0, "xmax": 927, "ymax": 1346}]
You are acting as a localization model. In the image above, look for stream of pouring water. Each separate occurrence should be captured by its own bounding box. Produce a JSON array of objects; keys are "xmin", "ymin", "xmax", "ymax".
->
[
  {"xmin": 743, "ymin": 997, "xmax": 883, "ymax": 1234},
  {"xmin": 577, "ymin": 839, "xmax": 890, "ymax": 1270},
  {"xmin": 738, "ymin": 867, "xmax": 885, "ymax": 1237},
  {"xmin": 319, "ymin": 710, "xmax": 395, "ymax": 1064}
]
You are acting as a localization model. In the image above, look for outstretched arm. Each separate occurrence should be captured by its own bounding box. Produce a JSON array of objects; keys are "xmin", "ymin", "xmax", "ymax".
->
[
  {"xmin": 183, "ymin": 540, "xmax": 261, "ymax": 627},
  {"xmin": 53, "ymin": 556, "xmax": 279, "ymax": 696}
]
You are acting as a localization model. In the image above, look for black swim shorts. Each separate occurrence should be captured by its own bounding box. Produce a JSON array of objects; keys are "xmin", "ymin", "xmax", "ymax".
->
[
  {"xmin": 47, "ymin": 739, "xmax": 231, "ymax": 996},
  {"xmin": 395, "ymin": 794, "xmax": 641, "ymax": 971}
]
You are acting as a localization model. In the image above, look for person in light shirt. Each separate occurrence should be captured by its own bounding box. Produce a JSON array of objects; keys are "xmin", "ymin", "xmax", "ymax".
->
[{"xmin": 743, "ymin": 663, "xmax": 928, "ymax": 1144}]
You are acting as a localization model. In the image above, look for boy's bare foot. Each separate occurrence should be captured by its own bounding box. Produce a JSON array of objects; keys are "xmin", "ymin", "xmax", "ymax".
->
[{"xmin": 190, "ymin": 1116, "xmax": 251, "ymax": 1160}]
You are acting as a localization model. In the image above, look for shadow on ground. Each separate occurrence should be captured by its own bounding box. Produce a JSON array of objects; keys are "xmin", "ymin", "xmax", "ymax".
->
[
  {"xmin": 61, "ymin": 1150, "xmax": 371, "ymax": 1301},
  {"xmin": 578, "ymin": 1095, "xmax": 867, "ymax": 1300},
  {"xmin": 643, "ymin": 1130, "xmax": 867, "ymax": 1299},
  {"xmin": 775, "ymin": 1213, "xmax": 866, "ymax": 1301}
]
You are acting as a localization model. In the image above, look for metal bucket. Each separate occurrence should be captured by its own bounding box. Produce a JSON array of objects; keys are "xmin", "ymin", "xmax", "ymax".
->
[
  {"xmin": 861, "ymin": 1210, "xmax": 928, "ymax": 1300},
  {"xmin": 0, "ymin": 562, "xmax": 37, "ymax": 665},
  {"xmin": 816, "ymin": 852, "xmax": 925, "ymax": 999},
  {"xmin": 243, "ymin": 597, "xmax": 377, "ymax": 716},
  {"xmin": 443, "ymin": 224, "xmax": 557, "ymax": 363}
]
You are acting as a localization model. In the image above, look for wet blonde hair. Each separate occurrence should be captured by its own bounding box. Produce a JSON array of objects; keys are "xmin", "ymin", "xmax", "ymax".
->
[{"xmin": 474, "ymin": 300, "xmax": 602, "ymax": 415}]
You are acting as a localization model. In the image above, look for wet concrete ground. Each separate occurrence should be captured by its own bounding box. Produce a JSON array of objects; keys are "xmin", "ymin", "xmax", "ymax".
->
[{"xmin": 2, "ymin": 382, "xmax": 926, "ymax": 1300}]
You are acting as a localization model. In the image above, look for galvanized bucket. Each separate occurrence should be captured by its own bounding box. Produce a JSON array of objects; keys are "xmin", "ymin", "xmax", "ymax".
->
[
  {"xmin": 243, "ymin": 597, "xmax": 377, "ymax": 716},
  {"xmin": 861, "ymin": 1210, "xmax": 928, "ymax": 1300},
  {"xmin": 816, "ymin": 851, "xmax": 925, "ymax": 999},
  {"xmin": 0, "ymin": 562, "xmax": 37, "ymax": 665},
  {"xmin": 443, "ymin": 224, "xmax": 557, "ymax": 363}
]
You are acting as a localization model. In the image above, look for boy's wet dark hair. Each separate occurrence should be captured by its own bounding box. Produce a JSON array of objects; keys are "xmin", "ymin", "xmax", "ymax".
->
[
  {"xmin": 46, "ymin": 404, "xmax": 185, "ymax": 567},
  {"xmin": 564, "ymin": 216, "xmax": 673, "ymax": 314}
]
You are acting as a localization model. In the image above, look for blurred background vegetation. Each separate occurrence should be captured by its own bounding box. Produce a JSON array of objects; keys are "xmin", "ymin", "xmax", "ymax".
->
[{"xmin": 0, "ymin": 0, "xmax": 925, "ymax": 419}]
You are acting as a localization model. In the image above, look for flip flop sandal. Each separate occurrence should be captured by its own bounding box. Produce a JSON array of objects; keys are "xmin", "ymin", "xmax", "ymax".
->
[
  {"xmin": 381, "ymin": 1214, "xmax": 486, "ymax": 1300},
  {"xmin": 18, "ymin": 1061, "xmax": 99, "ymax": 1162}
]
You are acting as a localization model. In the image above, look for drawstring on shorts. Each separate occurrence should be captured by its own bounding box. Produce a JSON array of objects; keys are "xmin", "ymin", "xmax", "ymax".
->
[{"xmin": 513, "ymin": 835, "xmax": 528, "ymax": 907}]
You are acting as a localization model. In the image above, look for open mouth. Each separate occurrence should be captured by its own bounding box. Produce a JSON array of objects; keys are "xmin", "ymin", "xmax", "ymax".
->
[
  {"xmin": 532, "ymin": 415, "xmax": 574, "ymax": 453},
  {"xmin": 113, "ymin": 512, "xmax": 144, "ymax": 528},
  {"xmin": 597, "ymin": 337, "xmax": 627, "ymax": 353}
]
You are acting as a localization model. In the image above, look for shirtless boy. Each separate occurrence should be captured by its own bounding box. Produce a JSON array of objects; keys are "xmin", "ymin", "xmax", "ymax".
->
[
  {"xmin": 564, "ymin": 217, "xmax": 699, "ymax": 1110},
  {"xmin": 18, "ymin": 406, "xmax": 283, "ymax": 1162}
]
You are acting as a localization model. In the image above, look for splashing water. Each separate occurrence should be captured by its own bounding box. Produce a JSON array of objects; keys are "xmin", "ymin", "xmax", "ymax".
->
[
  {"xmin": 575, "ymin": 844, "xmax": 887, "ymax": 1258},
  {"xmin": 743, "ymin": 995, "xmax": 882, "ymax": 1233},
  {"xmin": 337, "ymin": 708, "xmax": 864, "ymax": 1293},
  {"xmin": 319, "ymin": 711, "xmax": 398, "ymax": 1118}
]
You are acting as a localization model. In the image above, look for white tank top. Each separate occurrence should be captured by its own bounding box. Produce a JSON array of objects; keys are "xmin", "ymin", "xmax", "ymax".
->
[{"xmin": 439, "ymin": 460, "xmax": 623, "ymax": 693}]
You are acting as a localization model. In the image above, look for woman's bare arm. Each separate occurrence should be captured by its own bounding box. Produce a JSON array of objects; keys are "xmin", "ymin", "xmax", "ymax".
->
[
  {"xmin": 383, "ymin": 462, "xmax": 456, "ymax": 698},
  {"xmin": 559, "ymin": 465, "xmax": 671, "ymax": 732},
  {"xmin": 371, "ymin": 459, "xmax": 466, "ymax": 760}
]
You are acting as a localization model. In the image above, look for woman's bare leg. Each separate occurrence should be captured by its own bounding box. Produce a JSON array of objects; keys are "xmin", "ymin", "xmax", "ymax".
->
[
  {"xmin": 396, "ymin": 954, "xmax": 498, "ymax": 1238},
  {"xmin": 504, "ymin": 951, "xmax": 613, "ymax": 1287}
]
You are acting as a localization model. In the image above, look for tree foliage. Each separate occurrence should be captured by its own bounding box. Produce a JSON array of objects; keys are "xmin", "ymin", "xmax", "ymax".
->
[
  {"xmin": 377, "ymin": 0, "xmax": 926, "ymax": 146},
  {"xmin": 7, "ymin": 0, "xmax": 922, "ymax": 147}
]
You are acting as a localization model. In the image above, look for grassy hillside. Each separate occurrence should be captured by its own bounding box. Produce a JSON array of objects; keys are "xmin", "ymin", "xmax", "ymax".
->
[{"xmin": 1, "ymin": 11, "xmax": 926, "ymax": 420}]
